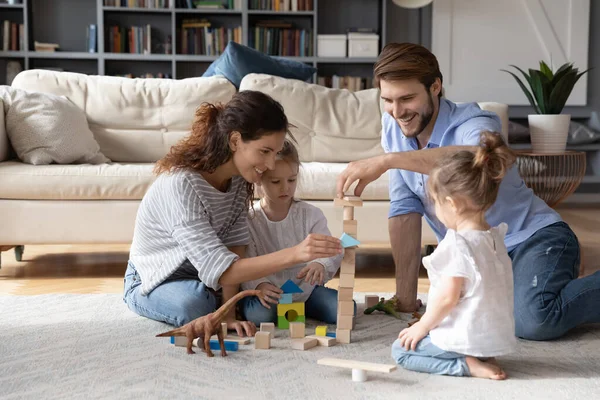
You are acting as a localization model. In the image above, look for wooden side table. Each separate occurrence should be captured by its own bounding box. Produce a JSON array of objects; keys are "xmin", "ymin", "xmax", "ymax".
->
[{"xmin": 515, "ymin": 151, "xmax": 587, "ymax": 276}]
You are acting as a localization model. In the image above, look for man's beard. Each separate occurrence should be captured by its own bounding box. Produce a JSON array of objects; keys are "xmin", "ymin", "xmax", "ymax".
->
[{"xmin": 402, "ymin": 94, "xmax": 435, "ymax": 138}]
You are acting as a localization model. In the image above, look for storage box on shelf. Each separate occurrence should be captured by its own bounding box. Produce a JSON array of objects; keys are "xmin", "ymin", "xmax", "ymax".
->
[
  {"xmin": 347, "ymin": 33, "xmax": 379, "ymax": 58},
  {"xmin": 317, "ymin": 34, "xmax": 346, "ymax": 58}
]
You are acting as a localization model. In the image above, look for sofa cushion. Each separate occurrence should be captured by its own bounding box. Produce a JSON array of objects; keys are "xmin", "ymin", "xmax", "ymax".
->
[
  {"xmin": 10, "ymin": 70, "xmax": 237, "ymax": 163},
  {"xmin": 296, "ymin": 162, "xmax": 390, "ymax": 201},
  {"xmin": 203, "ymin": 41, "xmax": 317, "ymax": 89},
  {"xmin": 240, "ymin": 73, "xmax": 386, "ymax": 163},
  {"xmin": 0, "ymin": 87, "xmax": 110, "ymax": 165},
  {"xmin": 0, "ymin": 161, "xmax": 390, "ymax": 201},
  {"xmin": 0, "ymin": 161, "xmax": 156, "ymax": 200}
]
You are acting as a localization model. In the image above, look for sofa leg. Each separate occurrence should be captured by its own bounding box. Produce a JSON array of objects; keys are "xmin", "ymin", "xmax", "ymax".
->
[{"xmin": 14, "ymin": 245, "xmax": 24, "ymax": 262}]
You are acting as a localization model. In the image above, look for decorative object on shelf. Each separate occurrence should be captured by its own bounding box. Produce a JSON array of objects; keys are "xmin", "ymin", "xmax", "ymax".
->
[
  {"xmin": 34, "ymin": 41, "xmax": 60, "ymax": 52},
  {"xmin": 391, "ymin": 0, "xmax": 432, "ymax": 8},
  {"xmin": 515, "ymin": 150, "xmax": 586, "ymax": 208},
  {"xmin": 502, "ymin": 61, "xmax": 590, "ymax": 154},
  {"xmin": 6, "ymin": 60, "xmax": 22, "ymax": 85}
]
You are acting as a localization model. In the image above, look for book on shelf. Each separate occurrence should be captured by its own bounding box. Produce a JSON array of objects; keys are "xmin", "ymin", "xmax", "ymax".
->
[
  {"xmin": 105, "ymin": 24, "xmax": 153, "ymax": 54},
  {"xmin": 114, "ymin": 72, "xmax": 172, "ymax": 78},
  {"xmin": 34, "ymin": 41, "xmax": 60, "ymax": 52},
  {"xmin": 250, "ymin": 0, "xmax": 313, "ymax": 11},
  {"xmin": 2, "ymin": 21, "xmax": 24, "ymax": 51},
  {"xmin": 318, "ymin": 75, "xmax": 374, "ymax": 92},
  {"xmin": 174, "ymin": 0, "xmax": 241, "ymax": 9},
  {"xmin": 87, "ymin": 24, "xmax": 97, "ymax": 53},
  {"xmin": 178, "ymin": 19, "xmax": 241, "ymax": 55},
  {"xmin": 250, "ymin": 21, "xmax": 312, "ymax": 57},
  {"xmin": 104, "ymin": 0, "xmax": 173, "ymax": 8}
]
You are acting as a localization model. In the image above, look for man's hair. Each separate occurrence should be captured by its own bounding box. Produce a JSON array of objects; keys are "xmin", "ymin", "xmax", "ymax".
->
[{"xmin": 373, "ymin": 42, "xmax": 444, "ymax": 98}]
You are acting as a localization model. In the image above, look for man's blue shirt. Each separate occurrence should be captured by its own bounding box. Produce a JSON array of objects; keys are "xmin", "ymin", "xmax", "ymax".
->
[{"xmin": 382, "ymin": 98, "xmax": 561, "ymax": 250}]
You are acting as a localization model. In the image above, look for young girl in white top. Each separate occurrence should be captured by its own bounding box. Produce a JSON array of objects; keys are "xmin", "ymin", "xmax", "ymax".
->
[
  {"xmin": 391, "ymin": 131, "xmax": 517, "ymax": 380},
  {"xmin": 240, "ymin": 140, "xmax": 352, "ymax": 326}
]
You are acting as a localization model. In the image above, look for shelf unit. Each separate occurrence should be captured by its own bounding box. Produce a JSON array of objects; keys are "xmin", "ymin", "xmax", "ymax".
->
[{"xmin": 0, "ymin": 0, "xmax": 387, "ymax": 83}]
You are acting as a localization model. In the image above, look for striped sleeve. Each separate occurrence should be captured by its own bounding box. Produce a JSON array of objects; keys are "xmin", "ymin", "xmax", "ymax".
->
[
  {"xmin": 226, "ymin": 207, "xmax": 250, "ymax": 246},
  {"xmin": 171, "ymin": 217, "xmax": 238, "ymax": 291}
]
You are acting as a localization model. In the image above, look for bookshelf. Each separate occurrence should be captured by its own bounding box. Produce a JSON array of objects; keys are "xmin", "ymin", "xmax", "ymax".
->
[{"xmin": 0, "ymin": 0, "xmax": 387, "ymax": 85}]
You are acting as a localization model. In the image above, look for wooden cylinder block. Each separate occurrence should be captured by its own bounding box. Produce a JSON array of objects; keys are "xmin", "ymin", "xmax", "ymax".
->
[{"xmin": 343, "ymin": 206, "xmax": 354, "ymax": 220}]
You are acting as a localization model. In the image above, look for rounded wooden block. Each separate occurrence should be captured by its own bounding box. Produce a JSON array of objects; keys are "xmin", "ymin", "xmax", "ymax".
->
[
  {"xmin": 343, "ymin": 206, "xmax": 354, "ymax": 220},
  {"xmin": 352, "ymin": 369, "xmax": 367, "ymax": 382}
]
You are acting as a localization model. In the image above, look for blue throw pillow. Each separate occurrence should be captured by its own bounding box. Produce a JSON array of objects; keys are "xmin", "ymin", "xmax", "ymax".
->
[{"xmin": 202, "ymin": 41, "xmax": 317, "ymax": 88}]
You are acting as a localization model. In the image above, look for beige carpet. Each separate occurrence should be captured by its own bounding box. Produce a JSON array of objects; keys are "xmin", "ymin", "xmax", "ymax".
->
[{"xmin": 1, "ymin": 292, "xmax": 599, "ymax": 400}]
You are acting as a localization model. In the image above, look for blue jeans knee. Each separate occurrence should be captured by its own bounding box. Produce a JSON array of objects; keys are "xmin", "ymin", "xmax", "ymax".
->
[{"xmin": 239, "ymin": 296, "xmax": 278, "ymax": 327}]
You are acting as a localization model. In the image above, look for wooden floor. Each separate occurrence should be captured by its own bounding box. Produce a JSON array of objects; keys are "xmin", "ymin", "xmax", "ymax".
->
[{"xmin": 1, "ymin": 205, "xmax": 599, "ymax": 296}]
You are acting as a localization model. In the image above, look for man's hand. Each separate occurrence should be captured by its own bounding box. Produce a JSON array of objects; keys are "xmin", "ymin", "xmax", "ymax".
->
[
  {"xmin": 256, "ymin": 282, "xmax": 283, "ymax": 309},
  {"xmin": 336, "ymin": 155, "xmax": 388, "ymax": 198},
  {"xmin": 225, "ymin": 317, "xmax": 257, "ymax": 337},
  {"xmin": 398, "ymin": 320, "xmax": 429, "ymax": 351},
  {"xmin": 296, "ymin": 262, "xmax": 325, "ymax": 286}
]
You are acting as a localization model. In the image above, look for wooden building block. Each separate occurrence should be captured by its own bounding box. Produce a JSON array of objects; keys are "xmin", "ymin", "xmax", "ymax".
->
[
  {"xmin": 337, "ymin": 315, "xmax": 354, "ymax": 330},
  {"xmin": 255, "ymin": 331, "xmax": 271, "ymax": 349},
  {"xmin": 221, "ymin": 322, "xmax": 228, "ymax": 338},
  {"xmin": 315, "ymin": 325, "xmax": 327, "ymax": 336},
  {"xmin": 341, "ymin": 248, "xmax": 356, "ymax": 274},
  {"xmin": 291, "ymin": 337, "xmax": 318, "ymax": 351},
  {"xmin": 210, "ymin": 335, "xmax": 251, "ymax": 345},
  {"xmin": 277, "ymin": 314, "xmax": 305, "ymax": 330},
  {"xmin": 343, "ymin": 220, "xmax": 358, "ymax": 236},
  {"xmin": 279, "ymin": 293, "xmax": 293, "ymax": 304},
  {"xmin": 338, "ymin": 300, "xmax": 354, "ymax": 316},
  {"xmin": 333, "ymin": 196, "xmax": 363, "ymax": 207},
  {"xmin": 343, "ymin": 206, "xmax": 354, "ymax": 220},
  {"xmin": 336, "ymin": 329, "xmax": 351, "ymax": 344},
  {"xmin": 365, "ymin": 295, "xmax": 380, "ymax": 308},
  {"xmin": 306, "ymin": 335, "xmax": 336, "ymax": 347},
  {"xmin": 338, "ymin": 287, "xmax": 354, "ymax": 302},
  {"xmin": 209, "ymin": 339, "xmax": 238, "ymax": 351},
  {"xmin": 338, "ymin": 273, "xmax": 355, "ymax": 289},
  {"xmin": 289, "ymin": 322, "xmax": 305, "ymax": 338},
  {"xmin": 260, "ymin": 322, "xmax": 275, "ymax": 336},
  {"xmin": 277, "ymin": 302, "xmax": 305, "ymax": 317}
]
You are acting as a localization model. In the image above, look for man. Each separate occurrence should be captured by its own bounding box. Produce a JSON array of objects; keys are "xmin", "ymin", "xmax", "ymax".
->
[{"xmin": 336, "ymin": 42, "xmax": 600, "ymax": 341}]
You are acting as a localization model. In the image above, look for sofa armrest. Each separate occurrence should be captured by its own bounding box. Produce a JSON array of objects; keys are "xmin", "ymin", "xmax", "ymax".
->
[{"xmin": 0, "ymin": 98, "xmax": 8, "ymax": 162}]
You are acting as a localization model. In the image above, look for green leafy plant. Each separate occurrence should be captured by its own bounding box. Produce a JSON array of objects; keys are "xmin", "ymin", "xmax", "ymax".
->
[{"xmin": 501, "ymin": 61, "xmax": 590, "ymax": 114}]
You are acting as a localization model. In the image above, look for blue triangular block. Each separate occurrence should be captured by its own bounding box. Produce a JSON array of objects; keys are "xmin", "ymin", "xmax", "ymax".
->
[
  {"xmin": 340, "ymin": 232, "xmax": 360, "ymax": 248},
  {"xmin": 280, "ymin": 279, "xmax": 303, "ymax": 294}
]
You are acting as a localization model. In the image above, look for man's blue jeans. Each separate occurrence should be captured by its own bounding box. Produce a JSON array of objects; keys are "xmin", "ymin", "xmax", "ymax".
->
[
  {"xmin": 391, "ymin": 335, "xmax": 470, "ymax": 376},
  {"xmin": 240, "ymin": 285, "xmax": 356, "ymax": 326},
  {"xmin": 123, "ymin": 262, "xmax": 217, "ymax": 327},
  {"xmin": 510, "ymin": 221, "xmax": 600, "ymax": 340}
]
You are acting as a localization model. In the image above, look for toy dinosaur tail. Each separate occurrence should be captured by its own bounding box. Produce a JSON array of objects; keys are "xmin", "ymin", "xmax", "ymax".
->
[
  {"xmin": 155, "ymin": 326, "xmax": 187, "ymax": 337},
  {"xmin": 212, "ymin": 289, "xmax": 262, "ymax": 321}
]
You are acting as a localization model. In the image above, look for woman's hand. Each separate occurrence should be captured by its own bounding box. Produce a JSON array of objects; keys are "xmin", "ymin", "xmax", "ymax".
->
[
  {"xmin": 296, "ymin": 262, "xmax": 325, "ymax": 286},
  {"xmin": 398, "ymin": 321, "xmax": 429, "ymax": 351},
  {"xmin": 225, "ymin": 317, "xmax": 257, "ymax": 337},
  {"xmin": 256, "ymin": 282, "xmax": 283, "ymax": 308},
  {"xmin": 293, "ymin": 233, "xmax": 342, "ymax": 263}
]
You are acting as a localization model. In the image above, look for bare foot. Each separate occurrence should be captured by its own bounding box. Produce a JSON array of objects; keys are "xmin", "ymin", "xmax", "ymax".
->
[
  {"xmin": 393, "ymin": 296, "xmax": 423, "ymax": 313},
  {"xmin": 465, "ymin": 356, "xmax": 507, "ymax": 380}
]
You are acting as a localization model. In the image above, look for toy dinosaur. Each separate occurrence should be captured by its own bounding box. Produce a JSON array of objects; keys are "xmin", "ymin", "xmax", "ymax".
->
[
  {"xmin": 363, "ymin": 296, "xmax": 402, "ymax": 319},
  {"xmin": 156, "ymin": 289, "xmax": 264, "ymax": 357}
]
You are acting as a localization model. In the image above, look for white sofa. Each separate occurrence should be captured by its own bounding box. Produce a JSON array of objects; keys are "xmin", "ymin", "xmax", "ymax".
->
[{"xmin": 0, "ymin": 69, "xmax": 508, "ymax": 262}]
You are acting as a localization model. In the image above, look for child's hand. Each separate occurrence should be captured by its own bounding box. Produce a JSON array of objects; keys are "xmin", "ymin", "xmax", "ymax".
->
[
  {"xmin": 294, "ymin": 233, "xmax": 342, "ymax": 263},
  {"xmin": 256, "ymin": 282, "xmax": 283, "ymax": 309},
  {"xmin": 296, "ymin": 262, "xmax": 325, "ymax": 285},
  {"xmin": 398, "ymin": 321, "xmax": 429, "ymax": 351}
]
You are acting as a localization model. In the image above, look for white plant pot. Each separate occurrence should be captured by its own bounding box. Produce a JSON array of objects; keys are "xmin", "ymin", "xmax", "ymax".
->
[{"xmin": 528, "ymin": 114, "xmax": 571, "ymax": 154}]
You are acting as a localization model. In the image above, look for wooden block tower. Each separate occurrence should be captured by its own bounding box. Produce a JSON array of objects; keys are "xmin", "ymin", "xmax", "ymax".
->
[{"xmin": 333, "ymin": 195, "xmax": 363, "ymax": 344}]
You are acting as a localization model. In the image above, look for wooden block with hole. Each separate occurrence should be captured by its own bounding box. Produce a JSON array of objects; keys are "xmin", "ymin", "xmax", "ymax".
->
[
  {"xmin": 337, "ymin": 315, "xmax": 354, "ymax": 330},
  {"xmin": 255, "ymin": 331, "xmax": 271, "ymax": 349},
  {"xmin": 260, "ymin": 322, "xmax": 275, "ymax": 336},
  {"xmin": 338, "ymin": 273, "xmax": 355, "ymax": 289},
  {"xmin": 338, "ymin": 300, "xmax": 354, "ymax": 316},
  {"xmin": 306, "ymin": 335, "xmax": 336, "ymax": 347},
  {"xmin": 338, "ymin": 287, "xmax": 354, "ymax": 302},
  {"xmin": 336, "ymin": 329, "xmax": 351, "ymax": 344},
  {"xmin": 291, "ymin": 337, "xmax": 318, "ymax": 351},
  {"xmin": 343, "ymin": 220, "xmax": 358, "ymax": 236},
  {"xmin": 289, "ymin": 322, "xmax": 305, "ymax": 338},
  {"xmin": 333, "ymin": 196, "xmax": 363, "ymax": 207},
  {"xmin": 365, "ymin": 295, "xmax": 380, "ymax": 308}
]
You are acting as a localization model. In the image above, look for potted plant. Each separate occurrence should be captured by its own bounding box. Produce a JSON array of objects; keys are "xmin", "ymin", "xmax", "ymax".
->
[{"xmin": 502, "ymin": 61, "xmax": 589, "ymax": 154}]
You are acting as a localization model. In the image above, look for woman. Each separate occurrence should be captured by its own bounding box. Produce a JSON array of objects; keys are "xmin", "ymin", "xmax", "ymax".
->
[{"xmin": 123, "ymin": 90, "xmax": 342, "ymax": 337}]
